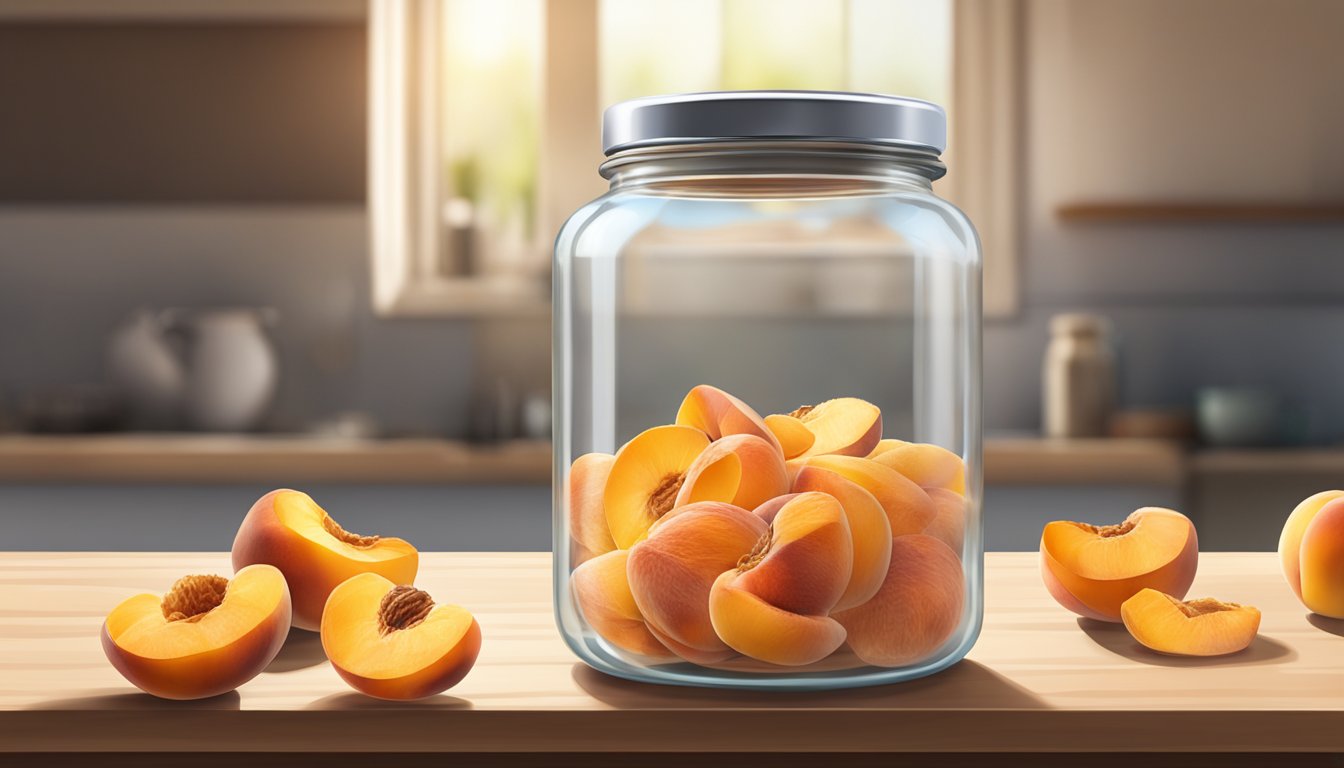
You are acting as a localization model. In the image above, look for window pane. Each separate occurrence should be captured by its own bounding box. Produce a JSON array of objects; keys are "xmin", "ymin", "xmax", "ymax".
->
[
  {"xmin": 848, "ymin": 0, "xmax": 952, "ymax": 104},
  {"xmin": 440, "ymin": 0, "xmax": 543, "ymax": 277},
  {"xmin": 721, "ymin": 0, "xmax": 846, "ymax": 90},
  {"xmin": 600, "ymin": 0, "xmax": 721, "ymax": 106}
]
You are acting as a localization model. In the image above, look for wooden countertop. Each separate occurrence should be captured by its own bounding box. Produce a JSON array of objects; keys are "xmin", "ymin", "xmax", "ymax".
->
[
  {"xmin": 0, "ymin": 434, "xmax": 1192, "ymax": 487},
  {"xmin": 1, "ymin": 552, "xmax": 1340, "ymax": 760}
]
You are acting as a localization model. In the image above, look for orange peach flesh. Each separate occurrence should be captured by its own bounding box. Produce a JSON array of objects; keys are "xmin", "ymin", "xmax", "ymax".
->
[
  {"xmin": 834, "ymin": 534, "xmax": 964, "ymax": 668},
  {"xmin": 231, "ymin": 489, "xmax": 418, "ymax": 630},
  {"xmin": 101, "ymin": 564, "xmax": 291, "ymax": 700},
  {"xmin": 321, "ymin": 573, "xmax": 481, "ymax": 700},
  {"xmin": 708, "ymin": 493, "xmax": 853, "ymax": 666},
  {"xmin": 764, "ymin": 414, "xmax": 815, "ymax": 459},
  {"xmin": 922, "ymin": 488, "xmax": 966, "ymax": 554},
  {"xmin": 571, "ymin": 550, "xmax": 674, "ymax": 659},
  {"xmin": 1120, "ymin": 588, "xmax": 1261, "ymax": 657},
  {"xmin": 1040, "ymin": 507, "xmax": 1198, "ymax": 622},
  {"xmin": 673, "ymin": 433, "xmax": 790, "ymax": 512},
  {"xmin": 791, "ymin": 398, "xmax": 882, "ymax": 459},
  {"xmin": 603, "ymin": 425, "xmax": 711, "ymax": 549}
]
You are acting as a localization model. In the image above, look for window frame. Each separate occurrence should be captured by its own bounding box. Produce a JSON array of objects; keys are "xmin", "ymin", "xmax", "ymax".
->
[{"xmin": 369, "ymin": 0, "xmax": 1021, "ymax": 318}]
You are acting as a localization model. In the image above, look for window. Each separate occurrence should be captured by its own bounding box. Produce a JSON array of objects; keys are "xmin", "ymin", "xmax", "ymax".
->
[{"xmin": 370, "ymin": 0, "xmax": 1019, "ymax": 317}]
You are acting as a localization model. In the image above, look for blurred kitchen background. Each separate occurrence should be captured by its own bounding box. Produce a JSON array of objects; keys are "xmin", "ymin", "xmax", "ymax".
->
[{"xmin": 2, "ymin": 0, "xmax": 1342, "ymax": 551}]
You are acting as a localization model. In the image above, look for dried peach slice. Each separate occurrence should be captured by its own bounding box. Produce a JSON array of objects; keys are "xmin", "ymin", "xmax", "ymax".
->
[
  {"xmin": 799, "ymin": 455, "xmax": 937, "ymax": 536},
  {"xmin": 101, "ymin": 564, "xmax": 291, "ymax": 700},
  {"xmin": 673, "ymin": 434, "xmax": 790, "ymax": 512},
  {"xmin": 567, "ymin": 452, "xmax": 617, "ymax": 566},
  {"xmin": 603, "ymin": 424, "xmax": 711, "ymax": 549},
  {"xmin": 571, "ymin": 550, "xmax": 674, "ymax": 660},
  {"xmin": 791, "ymin": 466, "xmax": 893, "ymax": 610},
  {"xmin": 676, "ymin": 385, "xmax": 781, "ymax": 453},
  {"xmin": 1040, "ymin": 507, "xmax": 1198, "ymax": 622},
  {"xmin": 321, "ymin": 573, "xmax": 481, "ymax": 700},
  {"xmin": 232, "ymin": 489, "xmax": 418, "ymax": 630},
  {"xmin": 871, "ymin": 442, "xmax": 966, "ymax": 496},
  {"xmin": 922, "ymin": 487, "xmax": 966, "ymax": 554},
  {"xmin": 1120, "ymin": 588, "xmax": 1261, "ymax": 657},
  {"xmin": 708, "ymin": 492, "xmax": 853, "ymax": 666},
  {"xmin": 834, "ymin": 534, "xmax": 965, "ymax": 668},
  {"xmin": 626, "ymin": 501, "xmax": 767, "ymax": 664},
  {"xmin": 790, "ymin": 397, "xmax": 882, "ymax": 458}
]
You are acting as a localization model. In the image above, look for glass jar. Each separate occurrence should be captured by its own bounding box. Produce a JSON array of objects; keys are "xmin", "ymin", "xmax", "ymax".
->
[{"xmin": 553, "ymin": 91, "xmax": 981, "ymax": 690}]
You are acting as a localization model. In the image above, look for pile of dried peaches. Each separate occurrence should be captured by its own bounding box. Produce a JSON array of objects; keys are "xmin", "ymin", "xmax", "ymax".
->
[
  {"xmin": 101, "ymin": 490, "xmax": 480, "ymax": 700},
  {"xmin": 567, "ymin": 385, "xmax": 969, "ymax": 669}
]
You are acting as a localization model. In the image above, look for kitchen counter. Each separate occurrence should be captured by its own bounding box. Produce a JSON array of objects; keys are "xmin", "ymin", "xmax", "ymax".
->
[{"xmin": 2, "ymin": 552, "xmax": 1340, "ymax": 764}]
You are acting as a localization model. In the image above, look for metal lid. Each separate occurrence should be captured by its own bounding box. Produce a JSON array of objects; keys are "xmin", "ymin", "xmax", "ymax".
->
[{"xmin": 602, "ymin": 90, "xmax": 947, "ymax": 156}]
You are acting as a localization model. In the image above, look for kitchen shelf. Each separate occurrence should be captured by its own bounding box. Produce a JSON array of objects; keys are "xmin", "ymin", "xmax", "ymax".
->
[
  {"xmin": 0, "ymin": 434, "xmax": 552, "ymax": 485},
  {"xmin": 1056, "ymin": 202, "xmax": 1344, "ymax": 223},
  {"xmin": 1, "ymin": 551, "xmax": 1339, "ymax": 762},
  {"xmin": 0, "ymin": 434, "xmax": 1190, "ymax": 487},
  {"xmin": 1190, "ymin": 447, "xmax": 1344, "ymax": 475}
]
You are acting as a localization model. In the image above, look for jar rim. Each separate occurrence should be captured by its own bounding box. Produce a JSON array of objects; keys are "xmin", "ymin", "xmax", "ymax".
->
[{"xmin": 602, "ymin": 90, "xmax": 947, "ymax": 156}]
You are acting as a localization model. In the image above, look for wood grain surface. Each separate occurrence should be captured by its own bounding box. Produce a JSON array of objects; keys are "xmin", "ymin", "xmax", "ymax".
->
[{"xmin": 0, "ymin": 552, "xmax": 1340, "ymax": 755}]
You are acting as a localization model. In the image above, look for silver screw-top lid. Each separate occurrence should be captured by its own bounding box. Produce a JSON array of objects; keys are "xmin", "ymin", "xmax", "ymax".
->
[{"xmin": 602, "ymin": 90, "xmax": 947, "ymax": 156}]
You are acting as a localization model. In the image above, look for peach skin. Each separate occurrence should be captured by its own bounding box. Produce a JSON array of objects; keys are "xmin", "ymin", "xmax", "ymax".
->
[
  {"xmin": 321, "ymin": 573, "xmax": 481, "ymax": 700},
  {"xmin": 834, "ymin": 534, "xmax": 965, "ymax": 668},
  {"xmin": 676, "ymin": 385, "xmax": 781, "ymax": 453},
  {"xmin": 922, "ymin": 487, "xmax": 966, "ymax": 554},
  {"xmin": 231, "ymin": 489, "xmax": 418, "ymax": 630},
  {"xmin": 1298, "ymin": 497, "xmax": 1344, "ymax": 618},
  {"xmin": 626, "ymin": 501, "xmax": 768, "ymax": 663},
  {"xmin": 1040, "ymin": 507, "xmax": 1198, "ymax": 622},
  {"xmin": 1120, "ymin": 588, "xmax": 1260, "ymax": 657},
  {"xmin": 567, "ymin": 452, "xmax": 617, "ymax": 566},
  {"xmin": 790, "ymin": 466, "xmax": 893, "ymax": 610},
  {"xmin": 871, "ymin": 442, "xmax": 966, "ymax": 495},
  {"xmin": 799, "ymin": 455, "xmax": 937, "ymax": 536},
  {"xmin": 790, "ymin": 397, "xmax": 882, "ymax": 458},
  {"xmin": 1279, "ymin": 490, "xmax": 1344, "ymax": 616},
  {"xmin": 571, "ymin": 550, "xmax": 674, "ymax": 659},
  {"xmin": 101, "ymin": 564, "xmax": 291, "ymax": 700},
  {"xmin": 763, "ymin": 413, "xmax": 815, "ymax": 459},
  {"xmin": 708, "ymin": 492, "xmax": 853, "ymax": 665},
  {"xmin": 603, "ymin": 424, "xmax": 711, "ymax": 549},
  {"xmin": 673, "ymin": 433, "xmax": 790, "ymax": 512}
]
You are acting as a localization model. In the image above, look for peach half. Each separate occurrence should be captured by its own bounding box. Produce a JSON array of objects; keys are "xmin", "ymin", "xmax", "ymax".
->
[
  {"xmin": 676, "ymin": 385, "xmax": 781, "ymax": 453},
  {"xmin": 1040, "ymin": 507, "xmax": 1198, "ymax": 622},
  {"xmin": 626, "ymin": 501, "xmax": 767, "ymax": 663},
  {"xmin": 1120, "ymin": 588, "xmax": 1260, "ymax": 657},
  {"xmin": 871, "ymin": 442, "xmax": 966, "ymax": 496},
  {"xmin": 673, "ymin": 434, "xmax": 790, "ymax": 512},
  {"xmin": 232, "ymin": 489, "xmax": 418, "ymax": 630},
  {"xmin": 321, "ymin": 573, "xmax": 481, "ymax": 700},
  {"xmin": 789, "ymin": 397, "xmax": 882, "ymax": 459},
  {"xmin": 708, "ymin": 492, "xmax": 853, "ymax": 666},
  {"xmin": 1279, "ymin": 491, "xmax": 1344, "ymax": 618},
  {"xmin": 922, "ymin": 488, "xmax": 966, "ymax": 554},
  {"xmin": 567, "ymin": 452, "xmax": 617, "ymax": 566},
  {"xmin": 799, "ymin": 455, "xmax": 937, "ymax": 536},
  {"xmin": 791, "ymin": 466, "xmax": 893, "ymax": 609},
  {"xmin": 571, "ymin": 550, "xmax": 674, "ymax": 660},
  {"xmin": 763, "ymin": 413, "xmax": 815, "ymax": 459},
  {"xmin": 101, "ymin": 564, "xmax": 291, "ymax": 700},
  {"xmin": 603, "ymin": 424, "xmax": 711, "ymax": 549},
  {"xmin": 834, "ymin": 534, "xmax": 965, "ymax": 668}
]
